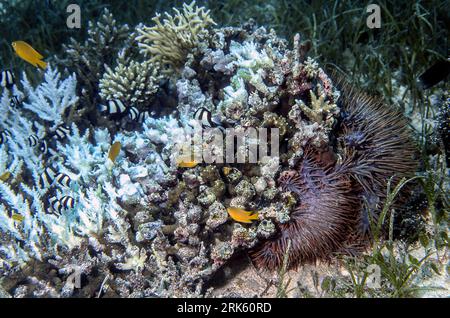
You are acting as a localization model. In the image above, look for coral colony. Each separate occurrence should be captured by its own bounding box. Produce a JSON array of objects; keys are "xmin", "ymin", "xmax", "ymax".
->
[{"xmin": 0, "ymin": 1, "xmax": 444, "ymax": 298}]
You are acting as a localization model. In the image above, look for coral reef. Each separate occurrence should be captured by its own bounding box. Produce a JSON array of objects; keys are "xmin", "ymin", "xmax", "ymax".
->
[{"xmin": 2, "ymin": 1, "xmax": 442, "ymax": 299}]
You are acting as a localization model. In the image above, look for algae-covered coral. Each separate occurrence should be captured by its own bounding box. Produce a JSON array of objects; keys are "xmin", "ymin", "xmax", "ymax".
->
[{"xmin": 0, "ymin": 1, "xmax": 448, "ymax": 298}]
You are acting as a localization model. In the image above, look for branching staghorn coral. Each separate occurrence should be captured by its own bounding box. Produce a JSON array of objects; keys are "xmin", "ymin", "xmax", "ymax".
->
[
  {"xmin": 136, "ymin": 1, "xmax": 216, "ymax": 74},
  {"xmin": 0, "ymin": 63, "xmax": 217, "ymax": 297},
  {"xmin": 295, "ymin": 90, "xmax": 336, "ymax": 125},
  {"xmin": 0, "ymin": 67, "xmax": 129, "ymax": 287},
  {"xmin": 0, "ymin": 89, "xmax": 47, "ymax": 175},
  {"xmin": 21, "ymin": 66, "xmax": 78, "ymax": 130},
  {"xmin": 0, "ymin": 73, "xmax": 113, "ymax": 269}
]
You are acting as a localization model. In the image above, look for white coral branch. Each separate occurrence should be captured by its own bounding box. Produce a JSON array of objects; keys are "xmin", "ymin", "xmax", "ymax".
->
[{"xmin": 21, "ymin": 65, "xmax": 78, "ymax": 130}]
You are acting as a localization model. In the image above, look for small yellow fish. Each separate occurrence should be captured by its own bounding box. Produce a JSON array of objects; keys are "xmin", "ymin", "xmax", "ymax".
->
[
  {"xmin": 12, "ymin": 41, "xmax": 47, "ymax": 69},
  {"xmin": 11, "ymin": 213, "xmax": 24, "ymax": 222},
  {"xmin": 222, "ymin": 167, "xmax": 232, "ymax": 176},
  {"xmin": 227, "ymin": 207, "xmax": 259, "ymax": 224},
  {"xmin": 0, "ymin": 171, "xmax": 11, "ymax": 182},
  {"xmin": 108, "ymin": 141, "xmax": 121, "ymax": 163},
  {"xmin": 177, "ymin": 160, "xmax": 199, "ymax": 168}
]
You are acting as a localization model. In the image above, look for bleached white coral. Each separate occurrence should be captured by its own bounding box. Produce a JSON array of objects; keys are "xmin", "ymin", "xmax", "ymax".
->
[
  {"xmin": 0, "ymin": 90, "xmax": 47, "ymax": 175},
  {"xmin": 53, "ymin": 123, "xmax": 108, "ymax": 184},
  {"xmin": 230, "ymin": 41, "xmax": 274, "ymax": 70},
  {"xmin": 21, "ymin": 65, "xmax": 78, "ymax": 130},
  {"xmin": 140, "ymin": 115, "xmax": 186, "ymax": 170},
  {"xmin": 217, "ymin": 41, "xmax": 280, "ymax": 121},
  {"xmin": 0, "ymin": 182, "xmax": 45, "ymax": 263},
  {"xmin": 0, "ymin": 72, "xmax": 123, "ymax": 268}
]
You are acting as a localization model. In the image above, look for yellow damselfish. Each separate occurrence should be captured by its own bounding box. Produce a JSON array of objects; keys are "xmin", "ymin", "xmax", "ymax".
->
[
  {"xmin": 0, "ymin": 171, "xmax": 11, "ymax": 182},
  {"xmin": 222, "ymin": 167, "xmax": 232, "ymax": 176},
  {"xmin": 11, "ymin": 213, "xmax": 24, "ymax": 222},
  {"xmin": 177, "ymin": 160, "xmax": 199, "ymax": 168},
  {"xmin": 108, "ymin": 141, "xmax": 121, "ymax": 163},
  {"xmin": 12, "ymin": 41, "xmax": 47, "ymax": 69},
  {"xmin": 226, "ymin": 207, "xmax": 259, "ymax": 224}
]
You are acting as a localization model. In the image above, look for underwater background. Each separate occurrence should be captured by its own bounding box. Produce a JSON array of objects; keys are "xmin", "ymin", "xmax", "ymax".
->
[{"xmin": 0, "ymin": 0, "xmax": 448, "ymax": 298}]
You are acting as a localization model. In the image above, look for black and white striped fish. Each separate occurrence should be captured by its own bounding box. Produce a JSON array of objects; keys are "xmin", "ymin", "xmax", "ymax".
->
[
  {"xmin": 128, "ymin": 107, "xmax": 150, "ymax": 123},
  {"xmin": 49, "ymin": 196, "xmax": 61, "ymax": 214},
  {"xmin": 0, "ymin": 129, "xmax": 11, "ymax": 145},
  {"xmin": 28, "ymin": 134, "xmax": 39, "ymax": 147},
  {"xmin": 39, "ymin": 140, "xmax": 48, "ymax": 154},
  {"xmin": 10, "ymin": 95, "xmax": 21, "ymax": 108},
  {"xmin": 49, "ymin": 196, "xmax": 63, "ymax": 214},
  {"xmin": 98, "ymin": 99, "xmax": 127, "ymax": 115},
  {"xmin": 128, "ymin": 107, "xmax": 139, "ymax": 120},
  {"xmin": 0, "ymin": 70, "xmax": 15, "ymax": 88},
  {"xmin": 60, "ymin": 196, "xmax": 75, "ymax": 209},
  {"xmin": 40, "ymin": 167, "xmax": 55, "ymax": 188},
  {"xmin": 49, "ymin": 195, "xmax": 75, "ymax": 214},
  {"xmin": 193, "ymin": 107, "xmax": 224, "ymax": 131},
  {"xmin": 55, "ymin": 173, "xmax": 72, "ymax": 187},
  {"xmin": 54, "ymin": 125, "xmax": 70, "ymax": 140},
  {"xmin": 29, "ymin": 135, "xmax": 48, "ymax": 154}
]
